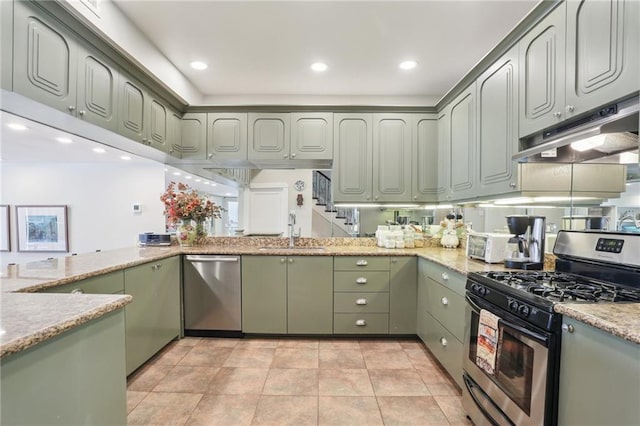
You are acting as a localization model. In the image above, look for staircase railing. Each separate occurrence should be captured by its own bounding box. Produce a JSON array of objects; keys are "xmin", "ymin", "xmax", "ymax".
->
[{"xmin": 312, "ymin": 171, "xmax": 359, "ymax": 231}]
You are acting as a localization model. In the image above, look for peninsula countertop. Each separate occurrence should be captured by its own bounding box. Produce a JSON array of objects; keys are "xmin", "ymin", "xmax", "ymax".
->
[{"xmin": 2, "ymin": 238, "xmax": 638, "ymax": 358}]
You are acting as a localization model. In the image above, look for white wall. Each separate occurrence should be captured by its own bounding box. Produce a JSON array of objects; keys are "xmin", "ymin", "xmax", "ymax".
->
[
  {"xmin": 1, "ymin": 162, "xmax": 166, "ymax": 268},
  {"xmin": 248, "ymin": 170, "xmax": 313, "ymax": 236}
]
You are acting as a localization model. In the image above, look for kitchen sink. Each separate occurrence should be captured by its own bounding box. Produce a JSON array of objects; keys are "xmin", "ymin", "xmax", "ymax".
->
[{"xmin": 258, "ymin": 246, "xmax": 326, "ymax": 251}]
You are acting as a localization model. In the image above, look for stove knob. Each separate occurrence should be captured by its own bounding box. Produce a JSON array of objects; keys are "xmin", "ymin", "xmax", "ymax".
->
[
  {"xmin": 509, "ymin": 300, "xmax": 519, "ymax": 312},
  {"xmin": 478, "ymin": 286, "xmax": 488, "ymax": 297},
  {"xmin": 518, "ymin": 305, "xmax": 531, "ymax": 317}
]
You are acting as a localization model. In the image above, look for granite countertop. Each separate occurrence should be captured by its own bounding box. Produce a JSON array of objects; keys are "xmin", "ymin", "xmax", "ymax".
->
[{"xmin": 2, "ymin": 237, "xmax": 638, "ymax": 357}]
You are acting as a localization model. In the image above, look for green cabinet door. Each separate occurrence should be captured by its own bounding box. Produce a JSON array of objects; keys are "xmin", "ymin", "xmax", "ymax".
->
[
  {"xmin": 167, "ymin": 109, "xmax": 182, "ymax": 158},
  {"xmin": 417, "ymin": 258, "xmax": 429, "ymax": 342},
  {"xmin": 290, "ymin": 112, "xmax": 333, "ymax": 160},
  {"xmin": 1, "ymin": 0, "xmax": 13, "ymax": 90},
  {"xmin": 76, "ymin": 43, "xmax": 119, "ymax": 132},
  {"xmin": 448, "ymin": 82, "xmax": 477, "ymax": 201},
  {"xmin": 242, "ymin": 256, "xmax": 288, "ymax": 334},
  {"xmin": 124, "ymin": 256, "xmax": 181, "ymax": 375},
  {"xmin": 389, "ymin": 257, "xmax": 417, "ymax": 334},
  {"xmin": 207, "ymin": 113, "xmax": 248, "ymax": 161},
  {"xmin": 287, "ymin": 256, "xmax": 333, "ymax": 334},
  {"xmin": 558, "ymin": 319, "xmax": 640, "ymax": 425},
  {"xmin": 476, "ymin": 45, "xmax": 519, "ymax": 197},
  {"xmin": 248, "ymin": 113, "xmax": 290, "ymax": 161},
  {"xmin": 40, "ymin": 270, "xmax": 124, "ymax": 295},
  {"xmin": 373, "ymin": 114, "xmax": 413, "ymax": 202},
  {"xmin": 436, "ymin": 107, "xmax": 453, "ymax": 202},
  {"xmin": 181, "ymin": 112, "xmax": 207, "ymax": 160},
  {"xmin": 411, "ymin": 114, "xmax": 439, "ymax": 203},
  {"xmin": 13, "ymin": 0, "xmax": 78, "ymax": 115},
  {"xmin": 118, "ymin": 73, "xmax": 147, "ymax": 143},
  {"xmin": 1, "ymin": 310, "xmax": 127, "ymax": 426},
  {"xmin": 333, "ymin": 113, "xmax": 374, "ymax": 203},
  {"xmin": 565, "ymin": 0, "xmax": 639, "ymax": 117},
  {"xmin": 147, "ymin": 94, "xmax": 170, "ymax": 151},
  {"xmin": 518, "ymin": 3, "xmax": 566, "ymax": 137}
]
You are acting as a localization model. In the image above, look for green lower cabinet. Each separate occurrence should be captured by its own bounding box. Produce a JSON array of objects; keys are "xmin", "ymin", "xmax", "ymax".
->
[
  {"xmin": 421, "ymin": 312, "xmax": 463, "ymax": 388},
  {"xmin": 334, "ymin": 313, "xmax": 389, "ymax": 334},
  {"xmin": 287, "ymin": 256, "xmax": 333, "ymax": 334},
  {"xmin": 242, "ymin": 256, "xmax": 288, "ymax": 334},
  {"xmin": 389, "ymin": 257, "xmax": 417, "ymax": 334},
  {"xmin": 40, "ymin": 270, "xmax": 124, "ymax": 294},
  {"xmin": 557, "ymin": 319, "xmax": 640, "ymax": 425},
  {"xmin": 417, "ymin": 259, "xmax": 430, "ymax": 343},
  {"xmin": 1, "ymin": 309, "xmax": 127, "ymax": 425},
  {"xmin": 124, "ymin": 256, "xmax": 181, "ymax": 375}
]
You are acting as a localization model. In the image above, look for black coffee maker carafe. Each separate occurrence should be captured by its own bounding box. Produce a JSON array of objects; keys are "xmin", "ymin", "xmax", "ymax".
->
[{"xmin": 504, "ymin": 215, "xmax": 546, "ymax": 270}]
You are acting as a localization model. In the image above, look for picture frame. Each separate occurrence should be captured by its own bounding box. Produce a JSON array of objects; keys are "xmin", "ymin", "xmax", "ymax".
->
[
  {"xmin": 0, "ymin": 205, "xmax": 9, "ymax": 252},
  {"xmin": 16, "ymin": 205, "xmax": 69, "ymax": 252}
]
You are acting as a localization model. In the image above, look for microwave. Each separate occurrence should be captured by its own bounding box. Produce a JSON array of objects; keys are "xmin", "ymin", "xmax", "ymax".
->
[{"xmin": 466, "ymin": 232, "xmax": 512, "ymax": 263}]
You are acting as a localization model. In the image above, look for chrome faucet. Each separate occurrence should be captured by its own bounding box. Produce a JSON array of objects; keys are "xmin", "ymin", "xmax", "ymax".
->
[{"xmin": 288, "ymin": 210, "xmax": 299, "ymax": 248}]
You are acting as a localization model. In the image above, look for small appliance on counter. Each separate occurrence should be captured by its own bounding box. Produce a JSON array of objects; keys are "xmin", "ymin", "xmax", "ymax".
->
[
  {"xmin": 466, "ymin": 232, "xmax": 512, "ymax": 263},
  {"xmin": 138, "ymin": 232, "xmax": 171, "ymax": 246},
  {"xmin": 504, "ymin": 215, "xmax": 545, "ymax": 270}
]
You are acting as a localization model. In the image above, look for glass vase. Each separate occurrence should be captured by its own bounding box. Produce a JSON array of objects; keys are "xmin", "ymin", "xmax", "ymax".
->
[{"xmin": 176, "ymin": 220, "xmax": 197, "ymax": 247}]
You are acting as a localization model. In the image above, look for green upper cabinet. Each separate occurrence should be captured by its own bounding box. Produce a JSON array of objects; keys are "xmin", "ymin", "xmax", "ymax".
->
[
  {"xmin": 448, "ymin": 83, "xmax": 477, "ymax": 201},
  {"xmin": 147, "ymin": 93, "xmax": 170, "ymax": 151},
  {"xmin": 373, "ymin": 114, "xmax": 412, "ymax": 202},
  {"xmin": 333, "ymin": 113, "xmax": 374, "ymax": 202},
  {"xmin": 248, "ymin": 113, "xmax": 290, "ymax": 160},
  {"xmin": 180, "ymin": 112, "xmax": 207, "ymax": 160},
  {"xmin": 167, "ymin": 110, "xmax": 183, "ymax": 159},
  {"xmin": 436, "ymin": 107, "xmax": 452, "ymax": 202},
  {"xmin": 1, "ymin": 0, "xmax": 13, "ymax": 90},
  {"xmin": 290, "ymin": 112, "xmax": 333, "ymax": 160},
  {"xmin": 476, "ymin": 45, "xmax": 519, "ymax": 197},
  {"xmin": 519, "ymin": 3, "xmax": 566, "ymax": 137},
  {"xmin": 207, "ymin": 113, "xmax": 248, "ymax": 162},
  {"xmin": 117, "ymin": 73, "xmax": 147, "ymax": 143},
  {"xmin": 411, "ymin": 114, "xmax": 439, "ymax": 202},
  {"xmin": 13, "ymin": 1, "xmax": 78, "ymax": 115},
  {"xmin": 287, "ymin": 256, "xmax": 333, "ymax": 334},
  {"xmin": 565, "ymin": 0, "xmax": 639, "ymax": 116}
]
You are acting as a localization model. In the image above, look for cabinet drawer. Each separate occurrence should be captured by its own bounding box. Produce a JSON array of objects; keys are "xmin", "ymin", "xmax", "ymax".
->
[
  {"xmin": 334, "ymin": 313, "xmax": 389, "ymax": 334},
  {"xmin": 334, "ymin": 292, "xmax": 389, "ymax": 313},
  {"xmin": 334, "ymin": 256, "xmax": 389, "ymax": 271},
  {"xmin": 41, "ymin": 271, "xmax": 125, "ymax": 294},
  {"xmin": 426, "ymin": 280, "xmax": 465, "ymax": 340},
  {"xmin": 421, "ymin": 312, "xmax": 463, "ymax": 388},
  {"xmin": 334, "ymin": 271, "xmax": 389, "ymax": 292},
  {"xmin": 425, "ymin": 262, "xmax": 466, "ymax": 297}
]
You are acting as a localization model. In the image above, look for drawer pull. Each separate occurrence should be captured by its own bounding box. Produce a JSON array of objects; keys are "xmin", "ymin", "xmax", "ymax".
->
[
  {"xmin": 441, "ymin": 297, "xmax": 449, "ymax": 306},
  {"xmin": 356, "ymin": 319, "xmax": 367, "ymax": 326},
  {"xmin": 356, "ymin": 277, "xmax": 368, "ymax": 284},
  {"xmin": 356, "ymin": 298, "xmax": 368, "ymax": 305},
  {"xmin": 440, "ymin": 337, "xmax": 448, "ymax": 347},
  {"xmin": 71, "ymin": 288, "xmax": 84, "ymax": 294},
  {"xmin": 356, "ymin": 259, "xmax": 368, "ymax": 266},
  {"xmin": 441, "ymin": 272, "xmax": 449, "ymax": 281}
]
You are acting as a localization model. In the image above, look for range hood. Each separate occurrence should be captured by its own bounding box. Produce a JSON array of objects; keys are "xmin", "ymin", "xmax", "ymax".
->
[{"xmin": 514, "ymin": 96, "xmax": 639, "ymax": 163}]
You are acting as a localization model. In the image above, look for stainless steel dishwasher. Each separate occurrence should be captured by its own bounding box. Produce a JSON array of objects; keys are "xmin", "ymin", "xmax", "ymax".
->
[{"xmin": 183, "ymin": 255, "xmax": 242, "ymax": 337}]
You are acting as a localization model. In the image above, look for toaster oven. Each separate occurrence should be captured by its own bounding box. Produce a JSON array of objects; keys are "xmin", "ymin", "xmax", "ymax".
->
[{"xmin": 466, "ymin": 232, "xmax": 511, "ymax": 263}]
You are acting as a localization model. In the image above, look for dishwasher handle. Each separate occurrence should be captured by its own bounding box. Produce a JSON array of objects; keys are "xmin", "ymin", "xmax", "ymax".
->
[{"xmin": 185, "ymin": 255, "xmax": 239, "ymax": 263}]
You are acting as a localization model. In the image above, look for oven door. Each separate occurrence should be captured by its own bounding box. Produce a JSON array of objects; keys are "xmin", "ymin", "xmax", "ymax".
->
[{"xmin": 462, "ymin": 293, "xmax": 551, "ymax": 426}]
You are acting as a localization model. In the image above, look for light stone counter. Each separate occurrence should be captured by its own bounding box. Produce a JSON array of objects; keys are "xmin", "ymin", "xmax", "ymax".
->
[
  {"xmin": 554, "ymin": 303, "xmax": 640, "ymax": 344},
  {"xmin": 2, "ymin": 237, "xmax": 637, "ymax": 357}
]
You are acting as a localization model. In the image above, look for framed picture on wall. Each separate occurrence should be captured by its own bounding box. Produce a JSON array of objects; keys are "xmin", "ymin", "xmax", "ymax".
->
[
  {"xmin": 0, "ymin": 205, "xmax": 9, "ymax": 252},
  {"xmin": 16, "ymin": 205, "xmax": 69, "ymax": 252}
]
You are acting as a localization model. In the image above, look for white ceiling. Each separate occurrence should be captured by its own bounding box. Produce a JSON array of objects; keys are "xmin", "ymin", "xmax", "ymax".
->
[{"xmin": 112, "ymin": 0, "xmax": 539, "ymax": 102}]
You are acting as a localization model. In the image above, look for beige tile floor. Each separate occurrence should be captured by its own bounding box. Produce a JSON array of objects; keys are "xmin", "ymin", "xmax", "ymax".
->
[{"xmin": 127, "ymin": 337, "xmax": 472, "ymax": 425}]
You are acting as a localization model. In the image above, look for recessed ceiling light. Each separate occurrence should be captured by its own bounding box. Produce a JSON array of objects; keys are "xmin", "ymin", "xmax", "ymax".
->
[
  {"xmin": 120, "ymin": 155, "xmax": 131, "ymax": 161},
  {"xmin": 210, "ymin": 183, "xmax": 217, "ymax": 186},
  {"xmin": 7, "ymin": 123, "xmax": 27, "ymax": 131},
  {"xmin": 204, "ymin": 182, "xmax": 210, "ymax": 185},
  {"xmin": 92, "ymin": 147, "xmax": 106, "ymax": 154},
  {"xmin": 56, "ymin": 137, "xmax": 73, "ymax": 144},
  {"xmin": 399, "ymin": 60, "xmax": 418, "ymax": 70},
  {"xmin": 195, "ymin": 179, "xmax": 202, "ymax": 183},
  {"xmin": 173, "ymin": 172, "xmax": 181, "ymax": 176},
  {"xmin": 185, "ymin": 175, "xmax": 192, "ymax": 180},
  {"xmin": 225, "ymin": 193, "xmax": 233, "ymax": 196},
  {"xmin": 310, "ymin": 62, "xmax": 328, "ymax": 72},
  {"xmin": 190, "ymin": 61, "xmax": 208, "ymax": 70}
]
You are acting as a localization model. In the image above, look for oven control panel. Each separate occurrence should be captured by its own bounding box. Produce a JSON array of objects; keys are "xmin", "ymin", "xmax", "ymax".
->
[{"xmin": 595, "ymin": 238, "xmax": 624, "ymax": 254}]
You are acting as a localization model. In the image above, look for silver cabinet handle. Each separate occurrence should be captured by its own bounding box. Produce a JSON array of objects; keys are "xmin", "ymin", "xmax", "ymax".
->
[
  {"xmin": 356, "ymin": 277, "xmax": 368, "ymax": 284},
  {"xmin": 356, "ymin": 298, "xmax": 368, "ymax": 305},
  {"xmin": 562, "ymin": 323, "xmax": 575, "ymax": 333},
  {"xmin": 391, "ymin": 258, "xmax": 397, "ymax": 263},
  {"xmin": 79, "ymin": 110, "xmax": 86, "ymax": 116},
  {"xmin": 169, "ymin": 149, "xmax": 174, "ymax": 154},
  {"xmin": 156, "ymin": 263, "xmax": 162, "ymax": 269},
  {"xmin": 413, "ymin": 195, "xmax": 417, "ymax": 200},
  {"xmin": 71, "ymin": 288, "xmax": 84, "ymax": 294},
  {"xmin": 68, "ymin": 105, "xmax": 76, "ymax": 112},
  {"xmin": 283, "ymin": 154, "xmax": 289, "ymax": 158},
  {"xmin": 441, "ymin": 272, "xmax": 449, "ymax": 281},
  {"xmin": 509, "ymin": 182, "xmax": 517, "ymax": 188},
  {"xmin": 356, "ymin": 259, "xmax": 368, "ymax": 266},
  {"xmin": 288, "ymin": 258, "xmax": 293, "ymax": 263},
  {"xmin": 440, "ymin": 337, "xmax": 448, "ymax": 347},
  {"xmin": 151, "ymin": 264, "xmax": 157, "ymax": 270},
  {"xmin": 291, "ymin": 153, "xmax": 296, "ymax": 158},
  {"xmin": 566, "ymin": 105, "xmax": 575, "ymax": 113},
  {"xmin": 208, "ymin": 153, "xmax": 213, "ymax": 159},
  {"xmin": 356, "ymin": 319, "xmax": 367, "ymax": 326},
  {"xmin": 374, "ymin": 195, "xmax": 379, "ymax": 200},
  {"xmin": 553, "ymin": 111, "xmax": 562, "ymax": 118},
  {"xmin": 441, "ymin": 297, "xmax": 449, "ymax": 306},
  {"xmin": 280, "ymin": 258, "xmax": 286, "ymax": 263}
]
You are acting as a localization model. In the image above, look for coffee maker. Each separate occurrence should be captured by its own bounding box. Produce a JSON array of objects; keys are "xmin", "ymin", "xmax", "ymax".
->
[{"xmin": 504, "ymin": 215, "xmax": 546, "ymax": 270}]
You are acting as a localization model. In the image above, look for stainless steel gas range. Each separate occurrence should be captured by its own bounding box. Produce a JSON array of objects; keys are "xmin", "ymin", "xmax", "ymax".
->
[{"xmin": 462, "ymin": 230, "xmax": 640, "ymax": 426}]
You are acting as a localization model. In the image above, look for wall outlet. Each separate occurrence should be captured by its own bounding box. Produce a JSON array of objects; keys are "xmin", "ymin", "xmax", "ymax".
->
[{"xmin": 132, "ymin": 203, "xmax": 142, "ymax": 214}]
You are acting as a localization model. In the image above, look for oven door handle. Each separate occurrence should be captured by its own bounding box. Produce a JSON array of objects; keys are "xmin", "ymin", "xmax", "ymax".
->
[
  {"xmin": 463, "ymin": 373, "xmax": 515, "ymax": 426},
  {"xmin": 465, "ymin": 294, "xmax": 549, "ymax": 345}
]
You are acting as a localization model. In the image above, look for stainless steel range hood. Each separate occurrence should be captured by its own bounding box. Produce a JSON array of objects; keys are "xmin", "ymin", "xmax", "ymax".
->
[{"xmin": 514, "ymin": 96, "xmax": 639, "ymax": 163}]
